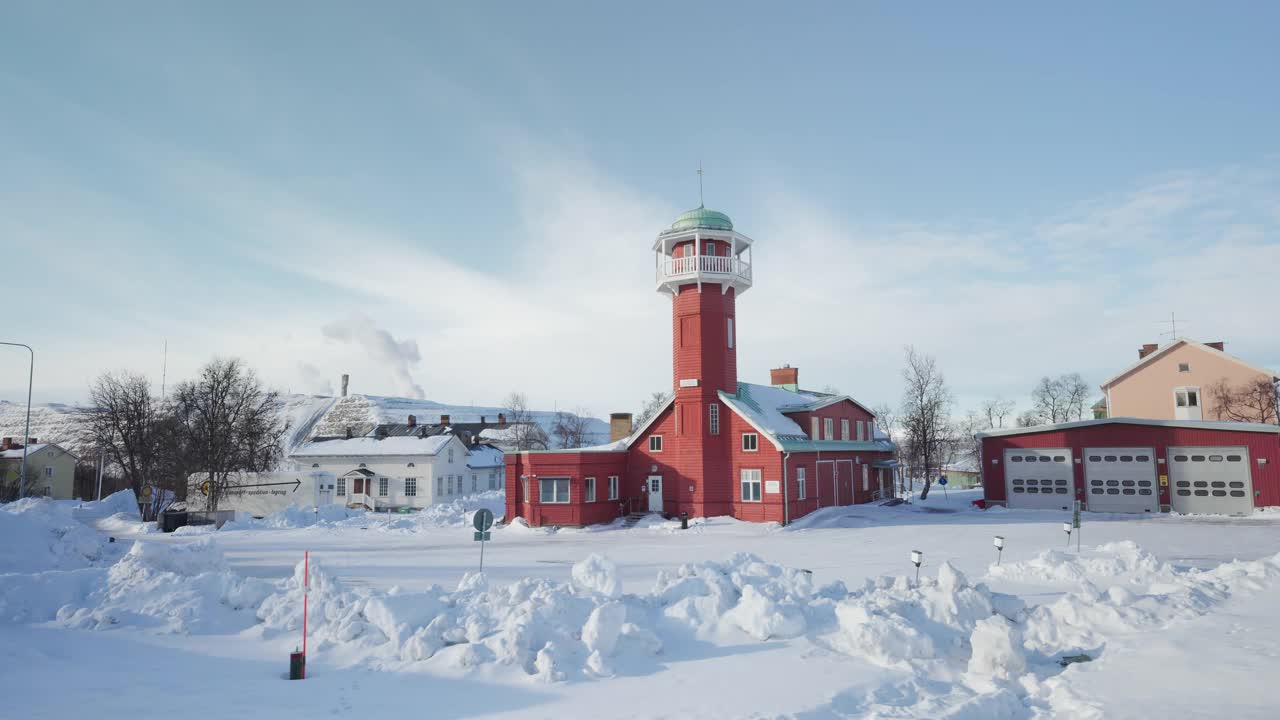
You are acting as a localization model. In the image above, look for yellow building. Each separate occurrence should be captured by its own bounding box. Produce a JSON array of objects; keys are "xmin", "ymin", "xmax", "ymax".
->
[{"xmin": 1, "ymin": 440, "xmax": 78, "ymax": 499}]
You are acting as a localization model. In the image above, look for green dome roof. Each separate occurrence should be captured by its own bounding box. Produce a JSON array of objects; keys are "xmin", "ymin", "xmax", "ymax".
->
[{"xmin": 669, "ymin": 206, "xmax": 733, "ymax": 232}]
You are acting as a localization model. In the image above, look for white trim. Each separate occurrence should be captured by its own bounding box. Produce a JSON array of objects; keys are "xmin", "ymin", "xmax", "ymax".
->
[
  {"xmin": 977, "ymin": 416, "xmax": 1280, "ymax": 438},
  {"xmin": 777, "ymin": 394, "xmax": 877, "ymax": 417},
  {"xmin": 742, "ymin": 432, "xmax": 759, "ymax": 452},
  {"xmin": 1100, "ymin": 338, "xmax": 1279, "ymax": 390},
  {"xmin": 622, "ymin": 396, "xmax": 676, "ymax": 449},
  {"xmin": 649, "ymin": 435, "xmax": 664, "ymax": 452}
]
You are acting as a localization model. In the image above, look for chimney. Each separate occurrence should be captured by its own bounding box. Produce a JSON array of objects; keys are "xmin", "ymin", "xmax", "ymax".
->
[
  {"xmin": 609, "ymin": 413, "xmax": 634, "ymax": 442},
  {"xmin": 1, "ymin": 437, "xmax": 10, "ymax": 451},
  {"xmin": 341, "ymin": 374, "xmax": 349, "ymax": 397},
  {"xmin": 407, "ymin": 414, "xmax": 417, "ymax": 428},
  {"xmin": 1138, "ymin": 343, "xmax": 1159, "ymax": 359},
  {"xmin": 1206, "ymin": 341, "xmax": 1225, "ymax": 352},
  {"xmin": 770, "ymin": 365, "xmax": 799, "ymax": 391},
  {"xmin": 344, "ymin": 426, "xmax": 353, "ymax": 439},
  {"xmin": 498, "ymin": 413, "xmax": 506, "ymax": 424},
  {"xmin": 440, "ymin": 414, "xmax": 451, "ymax": 426},
  {"xmin": 480, "ymin": 415, "xmax": 486, "ymax": 424},
  {"xmin": 27, "ymin": 437, "xmax": 36, "ymax": 446}
]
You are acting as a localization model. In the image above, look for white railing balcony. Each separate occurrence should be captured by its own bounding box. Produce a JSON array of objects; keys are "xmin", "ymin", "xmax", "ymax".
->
[{"xmin": 656, "ymin": 254, "xmax": 753, "ymax": 289}]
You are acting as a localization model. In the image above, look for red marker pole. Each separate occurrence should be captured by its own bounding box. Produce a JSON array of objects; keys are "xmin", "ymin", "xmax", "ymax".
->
[{"xmin": 302, "ymin": 550, "xmax": 309, "ymax": 678}]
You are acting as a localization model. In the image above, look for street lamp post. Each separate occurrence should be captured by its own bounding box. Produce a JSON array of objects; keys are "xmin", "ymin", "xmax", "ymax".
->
[{"xmin": 0, "ymin": 342, "xmax": 33, "ymax": 498}]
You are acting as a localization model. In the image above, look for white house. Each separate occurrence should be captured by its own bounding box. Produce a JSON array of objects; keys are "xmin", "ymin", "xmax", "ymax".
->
[{"xmin": 289, "ymin": 434, "xmax": 485, "ymax": 510}]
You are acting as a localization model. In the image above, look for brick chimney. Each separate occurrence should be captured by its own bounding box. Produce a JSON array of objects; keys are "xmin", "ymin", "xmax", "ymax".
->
[
  {"xmin": 1205, "ymin": 341, "xmax": 1225, "ymax": 352},
  {"xmin": 609, "ymin": 412, "xmax": 634, "ymax": 442},
  {"xmin": 479, "ymin": 415, "xmax": 486, "ymax": 424},
  {"xmin": 498, "ymin": 413, "xmax": 506, "ymax": 424},
  {"xmin": 407, "ymin": 414, "xmax": 417, "ymax": 428},
  {"xmin": 341, "ymin": 374, "xmax": 349, "ymax": 397},
  {"xmin": 770, "ymin": 365, "xmax": 799, "ymax": 391},
  {"xmin": 1, "ymin": 437, "xmax": 10, "ymax": 451},
  {"xmin": 440, "ymin": 414, "xmax": 451, "ymax": 426},
  {"xmin": 27, "ymin": 438, "xmax": 36, "ymax": 446},
  {"xmin": 1138, "ymin": 343, "xmax": 1159, "ymax": 359}
]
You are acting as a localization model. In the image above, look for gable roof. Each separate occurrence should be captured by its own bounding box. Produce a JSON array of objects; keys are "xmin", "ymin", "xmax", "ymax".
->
[
  {"xmin": 718, "ymin": 382, "xmax": 895, "ymax": 453},
  {"xmin": 1101, "ymin": 338, "xmax": 1279, "ymax": 390},
  {"xmin": 621, "ymin": 395, "xmax": 676, "ymax": 449},
  {"xmin": 290, "ymin": 434, "xmax": 457, "ymax": 458}
]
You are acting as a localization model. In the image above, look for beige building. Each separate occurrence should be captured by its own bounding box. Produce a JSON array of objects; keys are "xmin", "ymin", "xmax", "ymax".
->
[
  {"xmin": 1100, "ymin": 339, "xmax": 1278, "ymax": 422},
  {"xmin": 1, "ymin": 439, "xmax": 78, "ymax": 499}
]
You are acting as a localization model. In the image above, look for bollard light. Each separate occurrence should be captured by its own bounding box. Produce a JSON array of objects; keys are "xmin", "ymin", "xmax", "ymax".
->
[
  {"xmin": 993, "ymin": 535, "xmax": 1005, "ymax": 565},
  {"xmin": 910, "ymin": 550, "xmax": 923, "ymax": 586},
  {"xmin": 1063, "ymin": 522, "xmax": 1072, "ymax": 548}
]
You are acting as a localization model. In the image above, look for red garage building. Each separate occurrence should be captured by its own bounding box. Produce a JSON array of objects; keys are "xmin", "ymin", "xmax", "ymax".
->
[
  {"xmin": 979, "ymin": 418, "xmax": 1280, "ymax": 516},
  {"xmin": 506, "ymin": 205, "xmax": 896, "ymax": 527}
]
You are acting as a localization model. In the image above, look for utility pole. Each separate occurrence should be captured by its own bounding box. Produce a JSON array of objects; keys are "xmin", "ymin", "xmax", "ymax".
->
[{"xmin": 0, "ymin": 342, "xmax": 33, "ymax": 498}]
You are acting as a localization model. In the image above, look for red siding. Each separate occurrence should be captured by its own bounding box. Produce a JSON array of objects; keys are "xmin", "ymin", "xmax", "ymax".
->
[
  {"xmin": 505, "ymin": 451, "xmax": 630, "ymax": 526},
  {"xmin": 786, "ymin": 401, "xmax": 877, "ymax": 442},
  {"xmin": 981, "ymin": 424, "xmax": 1280, "ymax": 509},
  {"xmin": 673, "ymin": 284, "xmax": 736, "ymax": 396}
]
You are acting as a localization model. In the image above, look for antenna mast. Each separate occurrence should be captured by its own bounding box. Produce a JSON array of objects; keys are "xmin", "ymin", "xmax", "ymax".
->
[{"xmin": 161, "ymin": 339, "xmax": 168, "ymax": 399}]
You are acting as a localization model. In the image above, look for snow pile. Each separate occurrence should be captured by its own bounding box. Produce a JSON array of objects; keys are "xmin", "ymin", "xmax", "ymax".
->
[
  {"xmin": 0, "ymin": 497, "xmax": 111, "ymax": 573},
  {"xmin": 227, "ymin": 491, "xmax": 504, "ymax": 531},
  {"xmin": 248, "ymin": 503, "xmax": 366, "ymax": 529},
  {"xmin": 652, "ymin": 553, "xmax": 823, "ymax": 641},
  {"xmin": 987, "ymin": 541, "xmax": 1171, "ymax": 587}
]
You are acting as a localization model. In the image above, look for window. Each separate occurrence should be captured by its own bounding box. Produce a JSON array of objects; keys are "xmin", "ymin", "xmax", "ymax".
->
[
  {"xmin": 811, "ymin": 417, "xmax": 820, "ymax": 441},
  {"xmin": 841, "ymin": 419, "xmax": 850, "ymax": 441},
  {"xmin": 797, "ymin": 467, "xmax": 807, "ymax": 500},
  {"xmin": 740, "ymin": 469, "xmax": 762, "ymax": 502},
  {"xmin": 649, "ymin": 435, "xmax": 663, "ymax": 452},
  {"xmin": 448, "ymin": 448, "xmax": 454, "ymax": 464},
  {"xmin": 1178, "ymin": 362, "xmax": 1190, "ymax": 372},
  {"xmin": 436, "ymin": 477, "xmax": 444, "ymax": 496},
  {"xmin": 379, "ymin": 477, "xmax": 388, "ymax": 496},
  {"xmin": 522, "ymin": 477, "xmax": 530, "ymax": 502},
  {"xmin": 709, "ymin": 403, "xmax": 720, "ymax": 436},
  {"xmin": 405, "ymin": 478, "xmax": 417, "ymax": 497},
  {"xmin": 856, "ymin": 420, "xmax": 865, "ymax": 442},
  {"xmin": 824, "ymin": 418, "xmax": 834, "ymax": 440},
  {"xmin": 608, "ymin": 475, "xmax": 619, "ymax": 500},
  {"xmin": 489, "ymin": 471, "xmax": 497, "ymax": 489},
  {"xmin": 1175, "ymin": 388, "xmax": 1200, "ymax": 407},
  {"xmin": 44, "ymin": 466, "xmax": 54, "ymax": 478},
  {"xmin": 585, "ymin": 477, "xmax": 597, "ymax": 502},
  {"xmin": 727, "ymin": 318, "xmax": 735, "ymax": 349},
  {"xmin": 337, "ymin": 478, "xmax": 346, "ymax": 496},
  {"xmin": 1011, "ymin": 456, "xmax": 1024, "ymax": 462},
  {"xmin": 742, "ymin": 433, "xmax": 759, "ymax": 451},
  {"xmin": 540, "ymin": 477, "xmax": 570, "ymax": 504}
]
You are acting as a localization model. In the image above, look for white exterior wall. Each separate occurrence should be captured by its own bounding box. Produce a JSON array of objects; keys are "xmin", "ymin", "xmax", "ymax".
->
[{"xmin": 295, "ymin": 436, "xmax": 474, "ymax": 508}]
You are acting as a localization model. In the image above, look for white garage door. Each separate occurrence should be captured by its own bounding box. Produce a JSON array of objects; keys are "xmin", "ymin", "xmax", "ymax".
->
[
  {"xmin": 1004, "ymin": 448, "xmax": 1074, "ymax": 510},
  {"xmin": 1084, "ymin": 448, "xmax": 1158, "ymax": 513},
  {"xmin": 1168, "ymin": 447, "xmax": 1254, "ymax": 516}
]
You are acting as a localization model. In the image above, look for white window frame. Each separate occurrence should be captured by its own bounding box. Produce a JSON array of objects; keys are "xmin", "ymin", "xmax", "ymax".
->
[
  {"xmin": 436, "ymin": 476, "xmax": 444, "ymax": 496},
  {"xmin": 742, "ymin": 432, "xmax": 759, "ymax": 452},
  {"xmin": 649, "ymin": 435, "xmax": 663, "ymax": 452},
  {"xmin": 447, "ymin": 447, "xmax": 454, "ymax": 464},
  {"xmin": 824, "ymin": 418, "xmax": 834, "ymax": 441},
  {"xmin": 727, "ymin": 317, "xmax": 735, "ymax": 349},
  {"xmin": 378, "ymin": 477, "xmax": 389, "ymax": 497},
  {"xmin": 585, "ymin": 476, "xmax": 597, "ymax": 502},
  {"xmin": 471, "ymin": 473, "xmax": 478, "ymax": 492},
  {"xmin": 797, "ymin": 467, "xmax": 807, "ymax": 500},
  {"xmin": 521, "ymin": 477, "xmax": 530, "ymax": 502},
  {"xmin": 740, "ymin": 469, "xmax": 762, "ymax": 502},
  {"xmin": 405, "ymin": 477, "xmax": 418, "ymax": 497},
  {"xmin": 337, "ymin": 478, "xmax": 346, "ymax": 496},
  {"xmin": 608, "ymin": 475, "xmax": 619, "ymax": 500},
  {"xmin": 811, "ymin": 417, "xmax": 820, "ymax": 441},
  {"xmin": 1175, "ymin": 386, "xmax": 1200, "ymax": 408},
  {"xmin": 856, "ymin": 420, "xmax": 865, "ymax": 441},
  {"xmin": 841, "ymin": 419, "xmax": 850, "ymax": 441},
  {"xmin": 45, "ymin": 466, "xmax": 54, "ymax": 478},
  {"xmin": 709, "ymin": 403, "xmax": 720, "ymax": 436},
  {"xmin": 489, "ymin": 470, "xmax": 497, "ymax": 490},
  {"xmin": 539, "ymin": 477, "xmax": 570, "ymax": 504}
]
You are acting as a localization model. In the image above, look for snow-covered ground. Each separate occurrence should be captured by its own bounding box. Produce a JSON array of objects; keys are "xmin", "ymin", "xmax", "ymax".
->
[{"xmin": 4, "ymin": 488, "xmax": 1280, "ymax": 719}]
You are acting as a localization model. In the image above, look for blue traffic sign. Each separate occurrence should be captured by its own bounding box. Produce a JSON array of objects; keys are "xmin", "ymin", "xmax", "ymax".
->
[{"xmin": 938, "ymin": 476, "xmax": 948, "ymax": 486}]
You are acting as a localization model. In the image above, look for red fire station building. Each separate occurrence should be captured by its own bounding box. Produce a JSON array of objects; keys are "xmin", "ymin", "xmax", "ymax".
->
[{"xmin": 506, "ymin": 205, "xmax": 896, "ymax": 526}]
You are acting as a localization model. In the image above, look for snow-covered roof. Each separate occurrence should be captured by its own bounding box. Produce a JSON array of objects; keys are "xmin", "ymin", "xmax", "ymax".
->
[
  {"xmin": 516, "ymin": 439, "xmax": 629, "ymax": 455},
  {"xmin": 977, "ymin": 416, "xmax": 1280, "ymax": 438},
  {"xmin": 1, "ymin": 443, "xmax": 49, "ymax": 459},
  {"xmin": 719, "ymin": 383, "xmax": 895, "ymax": 453},
  {"xmin": 1100, "ymin": 338, "xmax": 1279, "ymax": 389},
  {"xmin": 466, "ymin": 445, "xmax": 505, "ymax": 468},
  {"xmin": 290, "ymin": 435, "xmax": 455, "ymax": 458}
]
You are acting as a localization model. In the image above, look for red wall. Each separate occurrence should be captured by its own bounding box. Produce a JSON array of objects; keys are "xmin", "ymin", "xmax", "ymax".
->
[
  {"xmin": 981, "ymin": 424, "xmax": 1280, "ymax": 508},
  {"xmin": 505, "ymin": 451, "xmax": 630, "ymax": 526},
  {"xmin": 787, "ymin": 401, "xmax": 877, "ymax": 441},
  {"xmin": 672, "ymin": 284, "xmax": 736, "ymax": 396}
]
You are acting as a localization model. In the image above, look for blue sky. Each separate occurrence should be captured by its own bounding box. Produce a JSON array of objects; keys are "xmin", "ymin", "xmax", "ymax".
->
[{"xmin": 2, "ymin": 1, "xmax": 1278, "ymax": 419}]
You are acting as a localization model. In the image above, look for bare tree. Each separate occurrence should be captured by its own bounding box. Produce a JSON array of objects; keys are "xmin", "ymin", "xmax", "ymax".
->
[
  {"xmin": 899, "ymin": 346, "xmax": 955, "ymax": 500},
  {"xmin": 172, "ymin": 358, "xmax": 285, "ymax": 512},
  {"xmin": 958, "ymin": 410, "xmax": 990, "ymax": 473},
  {"xmin": 79, "ymin": 372, "xmax": 181, "ymax": 518},
  {"xmin": 635, "ymin": 390, "xmax": 672, "ymax": 427},
  {"xmin": 980, "ymin": 397, "xmax": 1015, "ymax": 429},
  {"xmin": 501, "ymin": 392, "xmax": 550, "ymax": 451},
  {"xmin": 1208, "ymin": 377, "xmax": 1279, "ymax": 424},
  {"xmin": 1016, "ymin": 410, "xmax": 1040, "ymax": 428},
  {"xmin": 551, "ymin": 409, "xmax": 594, "ymax": 449},
  {"xmin": 1031, "ymin": 373, "xmax": 1090, "ymax": 424}
]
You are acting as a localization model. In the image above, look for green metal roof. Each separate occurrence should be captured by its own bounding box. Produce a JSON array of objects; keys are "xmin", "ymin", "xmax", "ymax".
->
[{"xmin": 669, "ymin": 206, "xmax": 733, "ymax": 232}]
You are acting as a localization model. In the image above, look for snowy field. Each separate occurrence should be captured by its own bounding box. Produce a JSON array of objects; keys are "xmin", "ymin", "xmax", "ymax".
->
[{"xmin": 4, "ymin": 489, "xmax": 1280, "ymax": 719}]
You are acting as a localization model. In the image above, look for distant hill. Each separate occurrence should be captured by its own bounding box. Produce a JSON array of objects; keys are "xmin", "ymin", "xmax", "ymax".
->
[{"xmin": 0, "ymin": 394, "xmax": 610, "ymax": 458}]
